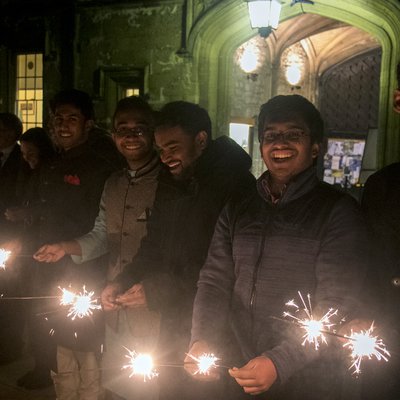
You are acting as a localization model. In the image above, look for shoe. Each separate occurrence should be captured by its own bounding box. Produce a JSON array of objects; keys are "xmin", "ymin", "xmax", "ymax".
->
[{"xmin": 17, "ymin": 369, "xmax": 53, "ymax": 389}]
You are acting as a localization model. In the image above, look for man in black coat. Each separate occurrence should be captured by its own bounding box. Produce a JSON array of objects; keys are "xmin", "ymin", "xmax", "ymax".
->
[
  {"xmin": 360, "ymin": 86, "xmax": 400, "ymax": 399},
  {"xmin": 0, "ymin": 112, "xmax": 25, "ymax": 365},
  {"xmin": 101, "ymin": 101, "xmax": 255, "ymax": 400},
  {"xmin": 0, "ymin": 112, "xmax": 23, "ymax": 241}
]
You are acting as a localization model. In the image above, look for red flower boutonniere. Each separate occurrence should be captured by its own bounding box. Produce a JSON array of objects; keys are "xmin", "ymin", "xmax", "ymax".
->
[{"xmin": 64, "ymin": 174, "xmax": 81, "ymax": 186}]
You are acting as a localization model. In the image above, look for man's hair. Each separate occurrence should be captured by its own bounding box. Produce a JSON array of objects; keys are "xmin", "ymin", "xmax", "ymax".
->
[
  {"xmin": 156, "ymin": 101, "xmax": 212, "ymax": 143},
  {"xmin": 258, "ymin": 95, "xmax": 324, "ymax": 144},
  {"xmin": 0, "ymin": 112, "xmax": 23, "ymax": 138},
  {"xmin": 112, "ymin": 96, "xmax": 154, "ymax": 128},
  {"xmin": 49, "ymin": 89, "xmax": 95, "ymax": 120},
  {"xmin": 20, "ymin": 127, "xmax": 55, "ymax": 159}
]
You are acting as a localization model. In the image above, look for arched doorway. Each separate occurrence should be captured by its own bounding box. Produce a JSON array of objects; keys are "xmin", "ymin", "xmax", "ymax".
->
[{"xmin": 187, "ymin": 0, "xmax": 400, "ymax": 168}]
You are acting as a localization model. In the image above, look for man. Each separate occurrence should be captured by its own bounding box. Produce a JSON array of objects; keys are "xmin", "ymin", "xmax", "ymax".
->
[
  {"xmin": 186, "ymin": 95, "xmax": 368, "ymax": 399},
  {"xmin": 101, "ymin": 101, "xmax": 255, "ymax": 399},
  {"xmin": 21, "ymin": 89, "xmax": 117, "ymax": 397},
  {"xmin": 0, "ymin": 112, "xmax": 23, "ymax": 239},
  {"xmin": 359, "ymin": 85, "xmax": 400, "ymax": 399},
  {"xmin": 0, "ymin": 112, "xmax": 25, "ymax": 365},
  {"xmin": 34, "ymin": 96, "xmax": 161, "ymax": 400}
]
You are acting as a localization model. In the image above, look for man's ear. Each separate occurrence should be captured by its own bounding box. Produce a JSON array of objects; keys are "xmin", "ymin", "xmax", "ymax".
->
[
  {"xmin": 311, "ymin": 143, "xmax": 320, "ymax": 159},
  {"xmin": 196, "ymin": 131, "xmax": 208, "ymax": 150}
]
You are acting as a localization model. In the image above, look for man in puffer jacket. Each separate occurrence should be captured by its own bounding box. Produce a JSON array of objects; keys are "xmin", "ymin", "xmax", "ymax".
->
[{"xmin": 187, "ymin": 95, "xmax": 368, "ymax": 400}]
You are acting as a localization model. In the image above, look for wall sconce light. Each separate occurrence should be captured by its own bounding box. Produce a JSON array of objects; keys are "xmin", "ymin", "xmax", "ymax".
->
[{"xmin": 246, "ymin": 0, "xmax": 282, "ymax": 38}]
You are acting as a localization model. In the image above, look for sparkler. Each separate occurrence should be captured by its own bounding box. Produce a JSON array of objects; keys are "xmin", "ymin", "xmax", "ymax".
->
[
  {"xmin": 0, "ymin": 248, "xmax": 11, "ymax": 269},
  {"xmin": 122, "ymin": 348, "xmax": 158, "ymax": 381},
  {"xmin": 283, "ymin": 292, "xmax": 338, "ymax": 350},
  {"xmin": 343, "ymin": 322, "xmax": 390, "ymax": 374},
  {"xmin": 185, "ymin": 353, "xmax": 220, "ymax": 375},
  {"xmin": 59, "ymin": 286, "xmax": 101, "ymax": 320}
]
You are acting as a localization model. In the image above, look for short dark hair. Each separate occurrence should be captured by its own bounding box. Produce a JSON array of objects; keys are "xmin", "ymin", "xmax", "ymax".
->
[
  {"xmin": 112, "ymin": 96, "xmax": 154, "ymax": 128},
  {"xmin": 0, "ymin": 112, "xmax": 23, "ymax": 138},
  {"xmin": 49, "ymin": 89, "xmax": 95, "ymax": 120},
  {"xmin": 156, "ymin": 101, "xmax": 212, "ymax": 143},
  {"xmin": 20, "ymin": 127, "xmax": 55, "ymax": 160},
  {"xmin": 258, "ymin": 95, "xmax": 324, "ymax": 144}
]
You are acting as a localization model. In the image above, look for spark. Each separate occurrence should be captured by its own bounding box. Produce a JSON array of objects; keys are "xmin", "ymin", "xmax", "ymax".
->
[
  {"xmin": 0, "ymin": 248, "xmax": 11, "ymax": 269},
  {"xmin": 60, "ymin": 286, "xmax": 101, "ymax": 320},
  {"xmin": 59, "ymin": 287, "xmax": 76, "ymax": 305},
  {"xmin": 122, "ymin": 349, "xmax": 158, "ymax": 381},
  {"xmin": 343, "ymin": 323, "xmax": 390, "ymax": 374},
  {"xmin": 186, "ymin": 353, "xmax": 219, "ymax": 375},
  {"xmin": 283, "ymin": 292, "xmax": 337, "ymax": 350}
]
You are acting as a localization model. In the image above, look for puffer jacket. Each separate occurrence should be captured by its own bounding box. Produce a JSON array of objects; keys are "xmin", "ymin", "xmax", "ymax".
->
[
  {"xmin": 115, "ymin": 136, "xmax": 256, "ymax": 357},
  {"xmin": 191, "ymin": 167, "xmax": 368, "ymax": 397}
]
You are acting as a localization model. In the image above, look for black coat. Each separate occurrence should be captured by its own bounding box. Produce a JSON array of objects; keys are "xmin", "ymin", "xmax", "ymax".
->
[
  {"xmin": 115, "ymin": 136, "xmax": 255, "ymax": 357},
  {"xmin": 0, "ymin": 144, "xmax": 22, "ymax": 241}
]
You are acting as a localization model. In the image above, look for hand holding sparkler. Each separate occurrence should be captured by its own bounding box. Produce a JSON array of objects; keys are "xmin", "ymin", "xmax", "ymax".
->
[
  {"xmin": 101, "ymin": 282, "xmax": 123, "ymax": 311},
  {"xmin": 184, "ymin": 340, "xmax": 220, "ymax": 381},
  {"xmin": 229, "ymin": 356, "xmax": 277, "ymax": 396},
  {"xmin": 33, "ymin": 240, "xmax": 82, "ymax": 263},
  {"xmin": 116, "ymin": 283, "xmax": 147, "ymax": 308}
]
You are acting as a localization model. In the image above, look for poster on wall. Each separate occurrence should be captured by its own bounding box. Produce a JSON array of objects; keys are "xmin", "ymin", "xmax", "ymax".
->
[{"xmin": 322, "ymin": 133, "xmax": 367, "ymax": 187}]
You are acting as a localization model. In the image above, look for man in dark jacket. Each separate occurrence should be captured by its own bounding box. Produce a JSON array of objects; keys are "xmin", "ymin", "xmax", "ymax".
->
[
  {"xmin": 101, "ymin": 101, "xmax": 255, "ymax": 399},
  {"xmin": 186, "ymin": 95, "xmax": 368, "ymax": 400},
  {"xmin": 0, "ymin": 112, "xmax": 25, "ymax": 365},
  {"xmin": 25, "ymin": 89, "xmax": 117, "ymax": 396},
  {"xmin": 359, "ymin": 86, "xmax": 400, "ymax": 399}
]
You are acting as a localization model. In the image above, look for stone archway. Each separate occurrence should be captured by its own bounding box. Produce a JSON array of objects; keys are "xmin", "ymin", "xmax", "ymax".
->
[{"xmin": 187, "ymin": 0, "xmax": 400, "ymax": 167}]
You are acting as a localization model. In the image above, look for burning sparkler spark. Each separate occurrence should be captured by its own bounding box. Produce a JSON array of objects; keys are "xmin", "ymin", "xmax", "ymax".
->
[
  {"xmin": 59, "ymin": 287, "xmax": 76, "ymax": 305},
  {"xmin": 343, "ymin": 323, "xmax": 390, "ymax": 374},
  {"xmin": 0, "ymin": 248, "xmax": 11, "ymax": 269},
  {"xmin": 122, "ymin": 349, "xmax": 158, "ymax": 381},
  {"xmin": 59, "ymin": 286, "xmax": 101, "ymax": 320},
  {"xmin": 283, "ymin": 292, "xmax": 338, "ymax": 350},
  {"xmin": 186, "ymin": 353, "xmax": 219, "ymax": 375}
]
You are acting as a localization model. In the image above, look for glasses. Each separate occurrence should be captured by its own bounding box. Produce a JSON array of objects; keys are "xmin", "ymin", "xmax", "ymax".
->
[
  {"xmin": 261, "ymin": 128, "xmax": 310, "ymax": 144},
  {"xmin": 114, "ymin": 126, "xmax": 152, "ymax": 138}
]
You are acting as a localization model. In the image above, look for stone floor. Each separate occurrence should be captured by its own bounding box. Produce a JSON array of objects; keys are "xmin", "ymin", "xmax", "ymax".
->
[{"xmin": 0, "ymin": 356, "xmax": 55, "ymax": 400}]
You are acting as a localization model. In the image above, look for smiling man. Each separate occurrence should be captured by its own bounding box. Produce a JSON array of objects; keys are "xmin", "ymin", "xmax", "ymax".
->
[
  {"xmin": 186, "ymin": 95, "xmax": 368, "ymax": 399},
  {"xmin": 35, "ymin": 96, "xmax": 161, "ymax": 400},
  {"xmin": 22, "ymin": 89, "xmax": 117, "ymax": 397}
]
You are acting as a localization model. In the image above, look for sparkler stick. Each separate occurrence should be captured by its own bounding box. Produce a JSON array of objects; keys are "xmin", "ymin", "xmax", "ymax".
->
[{"xmin": 0, "ymin": 295, "xmax": 59, "ymax": 300}]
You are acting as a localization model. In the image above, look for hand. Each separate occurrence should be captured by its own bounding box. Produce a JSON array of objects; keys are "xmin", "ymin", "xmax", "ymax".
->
[
  {"xmin": 33, "ymin": 243, "xmax": 66, "ymax": 262},
  {"xmin": 229, "ymin": 356, "xmax": 277, "ymax": 395},
  {"xmin": 184, "ymin": 340, "xmax": 220, "ymax": 381},
  {"xmin": 394, "ymin": 89, "xmax": 400, "ymax": 113},
  {"xmin": 116, "ymin": 283, "xmax": 147, "ymax": 308},
  {"xmin": 101, "ymin": 282, "xmax": 123, "ymax": 311}
]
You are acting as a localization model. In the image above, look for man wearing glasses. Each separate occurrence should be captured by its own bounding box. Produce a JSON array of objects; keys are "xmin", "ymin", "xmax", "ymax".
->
[
  {"xmin": 35, "ymin": 96, "xmax": 161, "ymax": 400},
  {"xmin": 186, "ymin": 95, "xmax": 367, "ymax": 399}
]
